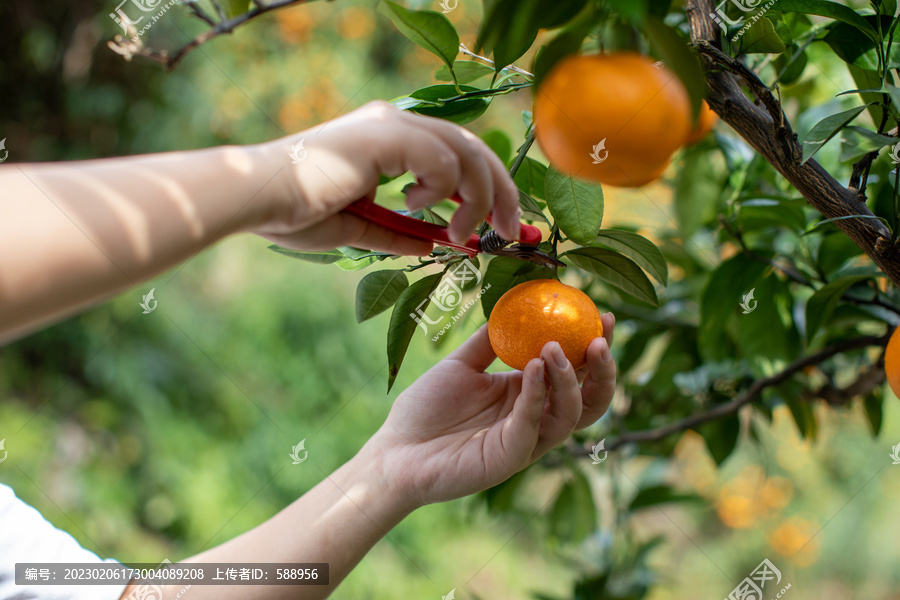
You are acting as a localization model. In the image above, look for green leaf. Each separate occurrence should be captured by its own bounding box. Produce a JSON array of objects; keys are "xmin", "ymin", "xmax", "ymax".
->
[
  {"xmin": 863, "ymin": 389, "xmax": 884, "ymax": 435},
  {"xmin": 435, "ymin": 60, "xmax": 495, "ymax": 84},
  {"xmin": 513, "ymin": 157, "xmax": 548, "ymax": 200},
  {"xmin": 335, "ymin": 246, "xmax": 388, "ymax": 271},
  {"xmin": 737, "ymin": 17, "xmax": 788, "ymax": 54},
  {"xmin": 801, "ymin": 104, "xmax": 870, "ymax": 164},
  {"xmin": 804, "ymin": 213, "xmax": 890, "ymax": 236},
  {"xmin": 823, "ymin": 16, "xmax": 900, "ymax": 70},
  {"xmin": 224, "ymin": 0, "xmax": 250, "ymax": 17},
  {"xmin": 771, "ymin": 0, "xmax": 880, "ymax": 42},
  {"xmin": 477, "ymin": 0, "xmax": 587, "ymax": 71},
  {"xmin": 840, "ymin": 126, "xmax": 900, "ymax": 163},
  {"xmin": 773, "ymin": 44, "xmax": 808, "ymax": 85},
  {"xmin": 629, "ymin": 485, "xmax": 700, "ymax": 511},
  {"xmin": 673, "ymin": 146, "xmax": 724, "ymax": 235},
  {"xmin": 482, "ymin": 469, "xmax": 529, "ymax": 514},
  {"xmin": 593, "ymin": 229, "xmax": 668, "ymax": 285},
  {"xmin": 734, "ymin": 274, "xmax": 800, "ymax": 364},
  {"xmin": 643, "ymin": 16, "xmax": 706, "ymax": 119},
  {"xmin": 773, "ymin": 381, "xmax": 818, "ymax": 439},
  {"xmin": 562, "ymin": 248, "xmax": 658, "ymax": 306},
  {"xmin": 356, "ymin": 270, "xmax": 409, "ymax": 323},
  {"xmin": 403, "ymin": 85, "xmax": 491, "ymax": 125},
  {"xmin": 268, "ymin": 245, "xmax": 344, "ymax": 265},
  {"xmin": 387, "ymin": 272, "xmax": 444, "ymax": 392},
  {"xmin": 550, "ymin": 470, "xmax": 596, "ymax": 544},
  {"xmin": 481, "ymin": 257, "xmax": 554, "ymax": 318},
  {"xmin": 480, "ymin": 129, "xmax": 513, "ymax": 165},
  {"xmin": 699, "ymin": 254, "xmax": 769, "ymax": 358},
  {"xmin": 381, "ymin": 1, "xmax": 460, "ymax": 70},
  {"xmin": 805, "ymin": 275, "xmax": 869, "ymax": 343},
  {"xmin": 737, "ymin": 197, "xmax": 808, "ymax": 233},
  {"xmin": 519, "ymin": 190, "xmax": 551, "ymax": 224},
  {"xmin": 696, "ymin": 413, "xmax": 740, "ymax": 465},
  {"xmin": 544, "ymin": 167, "xmax": 604, "ymax": 245},
  {"xmin": 847, "ymin": 66, "xmax": 892, "ymax": 129}
]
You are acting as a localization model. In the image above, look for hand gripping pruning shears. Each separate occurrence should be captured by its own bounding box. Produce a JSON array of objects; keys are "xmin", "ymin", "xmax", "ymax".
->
[{"xmin": 343, "ymin": 194, "xmax": 564, "ymax": 268}]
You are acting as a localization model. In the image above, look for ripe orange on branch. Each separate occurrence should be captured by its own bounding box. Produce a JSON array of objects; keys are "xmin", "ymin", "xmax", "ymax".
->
[
  {"xmin": 885, "ymin": 326, "xmax": 900, "ymax": 397},
  {"xmin": 534, "ymin": 52, "xmax": 691, "ymax": 187},
  {"xmin": 685, "ymin": 100, "xmax": 718, "ymax": 145},
  {"xmin": 488, "ymin": 279, "xmax": 603, "ymax": 371}
]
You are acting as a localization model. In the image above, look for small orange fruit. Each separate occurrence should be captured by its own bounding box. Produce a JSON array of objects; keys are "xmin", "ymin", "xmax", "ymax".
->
[
  {"xmin": 488, "ymin": 279, "xmax": 603, "ymax": 371},
  {"xmin": 534, "ymin": 52, "xmax": 691, "ymax": 188},
  {"xmin": 885, "ymin": 327, "xmax": 900, "ymax": 397},
  {"xmin": 685, "ymin": 100, "xmax": 718, "ymax": 145}
]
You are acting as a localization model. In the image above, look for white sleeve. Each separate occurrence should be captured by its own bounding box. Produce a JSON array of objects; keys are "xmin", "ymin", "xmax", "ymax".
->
[{"xmin": 0, "ymin": 483, "xmax": 128, "ymax": 600}]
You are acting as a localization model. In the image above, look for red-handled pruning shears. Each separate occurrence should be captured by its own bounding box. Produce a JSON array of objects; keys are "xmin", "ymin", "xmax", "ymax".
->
[{"xmin": 343, "ymin": 194, "xmax": 564, "ymax": 268}]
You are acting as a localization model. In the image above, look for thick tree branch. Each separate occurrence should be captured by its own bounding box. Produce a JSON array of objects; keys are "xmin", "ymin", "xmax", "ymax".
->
[
  {"xmin": 108, "ymin": 0, "xmax": 313, "ymax": 71},
  {"xmin": 596, "ymin": 333, "xmax": 887, "ymax": 453},
  {"xmin": 685, "ymin": 0, "xmax": 900, "ymax": 287}
]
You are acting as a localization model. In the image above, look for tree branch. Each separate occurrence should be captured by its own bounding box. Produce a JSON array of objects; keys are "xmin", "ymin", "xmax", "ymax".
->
[
  {"xmin": 108, "ymin": 0, "xmax": 313, "ymax": 71},
  {"xmin": 599, "ymin": 333, "xmax": 887, "ymax": 452},
  {"xmin": 685, "ymin": 0, "xmax": 900, "ymax": 287}
]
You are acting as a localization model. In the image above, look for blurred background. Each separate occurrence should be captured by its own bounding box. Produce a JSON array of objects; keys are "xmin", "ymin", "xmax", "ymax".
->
[{"xmin": 2, "ymin": 0, "xmax": 900, "ymax": 598}]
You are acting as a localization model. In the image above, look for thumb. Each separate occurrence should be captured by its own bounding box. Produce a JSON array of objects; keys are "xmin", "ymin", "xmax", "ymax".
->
[
  {"xmin": 497, "ymin": 358, "xmax": 547, "ymax": 466},
  {"xmin": 446, "ymin": 324, "xmax": 497, "ymax": 372}
]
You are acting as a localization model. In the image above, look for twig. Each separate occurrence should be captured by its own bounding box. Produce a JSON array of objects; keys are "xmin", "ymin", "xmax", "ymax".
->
[
  {"xmin": 684, "ymin": 0, "xmax": 900, "ymax": 287},
  {"xmin": 458, "ymin": 43, "xmax": 534, "ymax": 78},
  {"xmin": 694, "ymin": 40, "xmax": 796, "ymax": 159},
  {"xmin": 108, "ymin": 0, "xmax": 313, "ymax": 71},
  {"xmin": 185, "ymin": 2, "xmax": 217, "ymax": 26},
  {"xmin": 600, "ymin": 333, "xmax": 887, "ymax": 452}
]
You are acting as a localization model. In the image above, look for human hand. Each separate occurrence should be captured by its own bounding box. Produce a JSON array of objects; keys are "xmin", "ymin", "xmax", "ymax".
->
[
  {"xmin": 251, "ymin": 101, "xmax": 521, "ymax": 255},
  {"xmin": 367, "ymin": 314, "xmax": 617, "ymax": 509}
]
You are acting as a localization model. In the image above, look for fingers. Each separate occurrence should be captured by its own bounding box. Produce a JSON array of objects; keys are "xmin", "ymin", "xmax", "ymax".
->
[
  {"xmin": 445, "ymin": 324, "xmax": 497, "ymax": 372},
  {"xmin": 374, "ymin": 122, "xmax": 462, "ymax": 211},
  {"xmin": 576, "ymin": 314, "xmax": 618, "ymax": 430},
  {"xmin": 498, "ymin": 357, "xmax": 547, "ymax": 465},
  {"xmin": 530, "ymin": 342, "xmax": 583, "ymax": 459},
  {"xmin": 402, "ymin": 113, "xmax": 520, "ymax": 243}
]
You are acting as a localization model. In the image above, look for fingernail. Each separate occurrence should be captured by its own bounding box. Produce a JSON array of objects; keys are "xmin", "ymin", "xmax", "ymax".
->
[
  {"xmin": 552, "ymin": 342, "xmax": 568, "ymax": 369},
  {"xmin": 509, "ymin": 218, "xmax": 521, "ymax": 241},
  {"xmin": 600, "ymin": 339, "xmax": 612, "ymax": 362},
  {"xmin": 536, "ymin": 359, "xmax": 545, "ymax": 382}
]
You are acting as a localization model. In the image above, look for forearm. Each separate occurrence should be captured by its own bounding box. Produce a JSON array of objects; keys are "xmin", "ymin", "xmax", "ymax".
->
[
  {"xmin": 0, "ymin": 146, "xmax": 284, "ymax": 343},
  {"xmin": 121, "ymin": 442, "xmax": 417, "ymax": 600}
]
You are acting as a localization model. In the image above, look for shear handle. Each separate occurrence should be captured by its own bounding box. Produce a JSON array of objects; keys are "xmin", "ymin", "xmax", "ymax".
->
[
  {"xmin": 344, "ymin": 199, "xmax": 481, "ymax": 256},
  {"xmin": 343, "ymin": 195, "xmax": 542, "ymax": 256}
]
